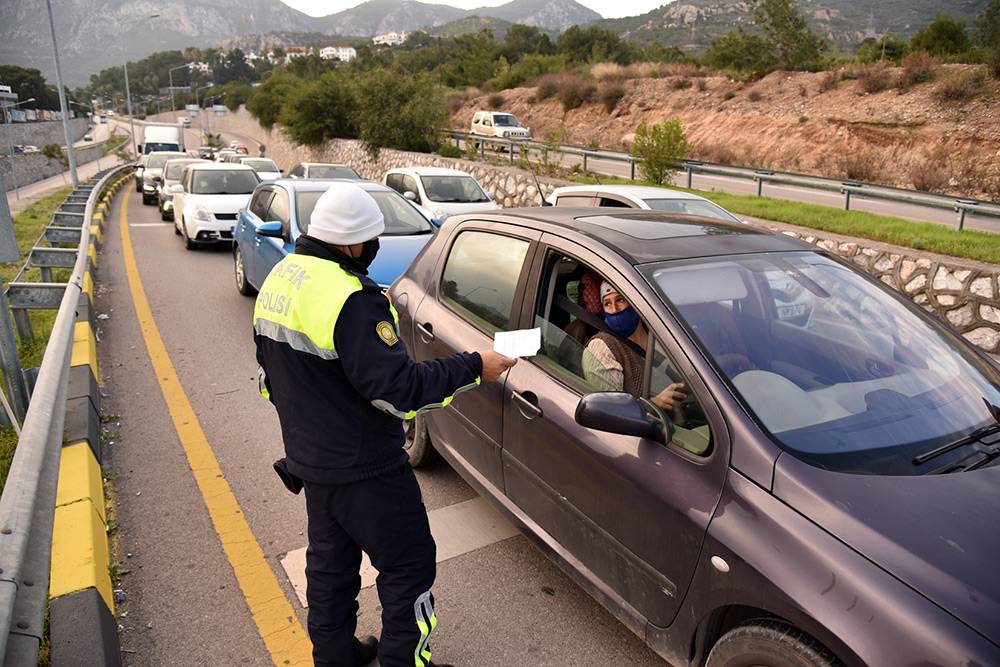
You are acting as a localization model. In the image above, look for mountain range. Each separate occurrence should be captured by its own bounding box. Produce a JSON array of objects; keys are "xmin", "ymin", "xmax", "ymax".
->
[{"xmin": 0, "ymin": 0, "xmax": 989, "ymax": 87}]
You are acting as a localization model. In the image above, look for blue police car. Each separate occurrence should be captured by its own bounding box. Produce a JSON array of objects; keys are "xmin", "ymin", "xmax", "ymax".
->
[{"xmin": 233, "ymin": 179, "xmax": 436, "ymax": 294}]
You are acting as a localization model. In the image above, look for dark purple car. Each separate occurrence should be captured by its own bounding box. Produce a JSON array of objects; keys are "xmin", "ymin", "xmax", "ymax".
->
[{"xmin": 389, "ymin": 209, "xmax": 1000, "ymax": 666}]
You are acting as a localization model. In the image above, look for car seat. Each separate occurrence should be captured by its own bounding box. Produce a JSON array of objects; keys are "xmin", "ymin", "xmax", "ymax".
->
[{"xmin": 679, "ymin": 302, "xmax": 754, "ymax": 377}]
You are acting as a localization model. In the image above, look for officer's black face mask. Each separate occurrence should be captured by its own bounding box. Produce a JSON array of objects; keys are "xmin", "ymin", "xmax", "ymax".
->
[{"xmin": 355, "ymin": 238, "xmax": 380, "ymax": 269}]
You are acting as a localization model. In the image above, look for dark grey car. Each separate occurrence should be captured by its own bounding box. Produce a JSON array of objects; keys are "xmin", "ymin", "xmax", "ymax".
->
[{"xmin": 389, "ymin": 209, "xmax": 1000, "ymax": 666}]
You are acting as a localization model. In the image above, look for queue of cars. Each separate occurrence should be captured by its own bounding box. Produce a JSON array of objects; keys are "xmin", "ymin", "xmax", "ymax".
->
[{"xmin": 134, "ymin": 129, "xmax": 1000, "ymax": 667}]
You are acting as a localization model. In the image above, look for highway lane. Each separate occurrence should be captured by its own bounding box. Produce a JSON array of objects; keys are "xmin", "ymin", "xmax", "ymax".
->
[
  {"xmin": 464, "ymin": 140, "xmax": 1000, "ymax": 234},
  {"xmin": 99, "ymin": 185, "xmax": 664, "ymax": 666}
]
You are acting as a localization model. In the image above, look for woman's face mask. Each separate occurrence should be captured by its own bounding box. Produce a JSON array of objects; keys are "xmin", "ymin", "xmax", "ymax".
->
[{"xmin": 604, "ymin": 306, "xmax": 640, "ymax": 337}]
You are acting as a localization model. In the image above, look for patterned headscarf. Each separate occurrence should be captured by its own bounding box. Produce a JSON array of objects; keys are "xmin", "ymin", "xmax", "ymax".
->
[{"xmin": 579, "ymin": 271, "xmax": 604, "ymax": 315}]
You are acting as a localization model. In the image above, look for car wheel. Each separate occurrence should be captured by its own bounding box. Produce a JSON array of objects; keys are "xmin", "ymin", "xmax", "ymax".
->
[
  {"xmin": 174, "ymin": 214, "xmax": 182, "ymax": 235},
  {"xmin": 403, "ymin": 415, "xmax": 439, "ymax": 468},
  {"xmin": 706, "ymin": 621, "xmax": 839, "ymax": 667},
  {"xmin": 234, "ymin": 246, "xmax": 256, "ymax": 297},
  {"xmin": 183, "ymin": 221, "xmax": 197, "ymax": 250}
]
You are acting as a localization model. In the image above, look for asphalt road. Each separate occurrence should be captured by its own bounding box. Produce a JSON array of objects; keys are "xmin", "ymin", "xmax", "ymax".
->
[{"xmin": 99, "ymin": 185, "xmax": 665, "ymax": 666}]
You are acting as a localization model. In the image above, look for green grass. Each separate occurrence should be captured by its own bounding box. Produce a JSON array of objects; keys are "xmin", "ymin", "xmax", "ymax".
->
[
  {"xmin": 0, "ymin": 186, "xmax": 73, "ymax": 492},
  {"xmin": 567, "ymin": 173, "xmax": 1000, "ymax": 265}
]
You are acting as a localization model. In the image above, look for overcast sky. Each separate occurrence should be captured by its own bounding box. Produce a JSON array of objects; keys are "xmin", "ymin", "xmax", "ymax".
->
[{"xmin": 279, "ymin": 0, "xmax": 668, "ymax": 20}]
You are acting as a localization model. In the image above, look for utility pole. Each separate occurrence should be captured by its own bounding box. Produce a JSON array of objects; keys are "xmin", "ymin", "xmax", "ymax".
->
[{"xmin": 44, "ymin": 0, "xmax": 78, "ymax": 188}]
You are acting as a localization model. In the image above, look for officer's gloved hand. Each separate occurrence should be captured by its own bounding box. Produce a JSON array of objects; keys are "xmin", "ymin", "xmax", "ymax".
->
[{"xmin": 478, "ymin": 350, "xmax": 517, "ymax": 382}]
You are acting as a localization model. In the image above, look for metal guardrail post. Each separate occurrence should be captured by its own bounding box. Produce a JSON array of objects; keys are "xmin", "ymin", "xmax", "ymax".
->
[
  {"xmin": 0, "ymin": 289, "xmax": 28, "ymax": 420},
  {"xmin": 479, "ymin": 139, "xmax": 485, "ymax": 160},
  {"xmin": 686, "ymin": 165, "xmax": 693, "ymax": 189},
  {"xmin": 509, "ymin": 140, "xmax": 515, "ymax": 165},
  {"xmin": 582, "ymin": 151, "xmax": 588, "ymax": 172},
  {"xmin": 629, "ymin": 158, "xmax": 635, "ymax": 181},
  {"xmin": 956, "ymin": 200, "xmax": 978, "ymax": 231}
]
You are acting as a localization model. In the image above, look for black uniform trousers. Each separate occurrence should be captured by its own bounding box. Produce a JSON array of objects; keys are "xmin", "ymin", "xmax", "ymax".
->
[{"xmin": 303, "ymin": 463, "xmax": 437, "ymax": 667}]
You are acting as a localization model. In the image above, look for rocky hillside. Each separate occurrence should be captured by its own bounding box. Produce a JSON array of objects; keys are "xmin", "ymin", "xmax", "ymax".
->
[
  {"xmin": 600, "ymin": 0, "xmax": 990, "ymax": 50},
  {"xmin": 454, "ymin": 64, "xmax": 1000, "ymax": 199}
]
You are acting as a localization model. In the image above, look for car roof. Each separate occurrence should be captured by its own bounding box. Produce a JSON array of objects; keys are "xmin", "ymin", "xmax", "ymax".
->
[
  {"xmin": 269, "ymin": 178, "xmax": 392, "ymax": 193},
  {"xmin": 550, "ymin": 184, "xmax": 709, "ymax": 202},
  {"xmin": 186, "ymin": 162, "xmax": 256, "ymax": 171},
  {"xmin": 461, "ymin": 208, "xmax": 813, "ymax": 264},
  {"xmin": 387, "ymin": 167, "xmax": 471, "ymax": 177}
]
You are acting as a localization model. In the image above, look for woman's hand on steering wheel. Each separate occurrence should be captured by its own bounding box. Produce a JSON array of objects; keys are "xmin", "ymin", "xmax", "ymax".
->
[{"xmin": 651, "ymin": 382, "xmax": 686, "ymax": 412}]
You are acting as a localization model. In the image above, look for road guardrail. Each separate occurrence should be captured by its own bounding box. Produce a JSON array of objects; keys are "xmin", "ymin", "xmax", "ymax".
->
[
  {"xmin": 445, "ymin": 131, "xmax": 1000, "ymax": 230},
  {"xmin": 0, "ymin": 163, "xmax": 130, "ymax": 664}
]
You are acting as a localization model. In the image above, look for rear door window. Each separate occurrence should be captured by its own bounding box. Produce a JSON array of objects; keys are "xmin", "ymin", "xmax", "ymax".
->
[
  {"xmin": 386, "ymin": 173, "xmax": 404, "ymax": 193},
  {"xmin": 264, "ymin": 188, "xmax": 291, "ymax": 238},
  {"xmin": 555, "ymin": 194, "xmax": 595, "ymax": 207},
  {"xmin": 441, "ymin": 231, "xmax": 530, "ymax": 334},
  {"xmin": 598, "ymin": 196, "xmax": 632, "ymax": 208},
  {"xmin": 249, "ymin": 188, "xmax": 274, "ymax": 219}
]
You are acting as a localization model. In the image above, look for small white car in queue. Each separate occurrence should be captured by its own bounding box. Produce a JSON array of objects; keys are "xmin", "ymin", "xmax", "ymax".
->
[
  {"xmin": 171, "ymin": 162, "xmax": 260, "ymax": 249},
  {"xmin": 383, "ymin": 167, "xmax": 498, "ymax": 224}
]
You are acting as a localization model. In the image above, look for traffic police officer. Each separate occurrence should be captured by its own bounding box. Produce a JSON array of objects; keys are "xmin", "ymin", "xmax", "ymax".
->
[{"xmin": 253, "ymin": 182, "xmax": 516, "ymax": 667}]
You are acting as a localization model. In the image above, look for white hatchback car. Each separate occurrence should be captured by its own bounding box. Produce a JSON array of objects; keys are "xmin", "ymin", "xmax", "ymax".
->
[
  {"xmin": 546, "ymin": 184, "xmax": 743, "ymax": 223},
  {"xmin": 237, "ymin": 157, "xmax": 282, "ymax": 181},
  {"xmin": 171, "ymin": 163, "xmax": 260, "ymax": 249},
  {"xmin": 383, "ymin": 167, "xmax": 499, "ymax": 222}
]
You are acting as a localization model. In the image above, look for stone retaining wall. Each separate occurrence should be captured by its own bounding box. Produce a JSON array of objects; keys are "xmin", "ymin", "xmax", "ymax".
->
[
  {"xmin": 1, "ymin": 118, "xmax": 88, "ymax": 156},
  {"xmin": 1, "ymin": 142, "xmax": 110, "ymax": 192},
  {"xmin": 198, "ymin": 108, "xmax": 1000, "ymax": 354}
]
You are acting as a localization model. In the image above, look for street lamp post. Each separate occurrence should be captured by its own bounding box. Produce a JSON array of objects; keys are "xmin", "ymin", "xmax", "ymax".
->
[
  {"xmin": 194, "ymin": 84, "xmax": 213, "ymax": 140},
  {"xmin": 43, "ymin": 0, "xmax": 78, "ymax": 188},
  {"xmin": 122, "ymin": 13, "xmax": 160, "ymax": 158},
  {"xmin": 168, "ymin": 64, "xmax": 187, "ymax": 117},
  {"xmin": 68, "ymin": 100, "xmax": 101, "ymax": 171},
  {"xmin": 3, "ymin": 98, "xmax": 37, "ymax": 200},
  {"xmin": 205, "ymin": 94, "xmax": 225, "ymax": 139}
]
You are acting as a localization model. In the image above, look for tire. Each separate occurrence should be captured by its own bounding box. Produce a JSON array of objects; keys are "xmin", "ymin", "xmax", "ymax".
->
[
  {"xmin": 135, "ymin": 179, "xmax": 141, "ymax": 192},
  {"xmin": 404, "ymin": 415, "xmax": 439, "ymax": 468},
  {"xmin": 183, "ymin": 221, "xmax": 197, "ymax": 250},
  {"xmin": 234, "ymin": 246, "xmax": 256, "ymax": 296},
  {"xmin": 706, "ymin": 621, "xmax": 839, "ymax": 667},
  {"xmin": 142, "ymin": 194, "xmax": 153, "ymax": 206}
]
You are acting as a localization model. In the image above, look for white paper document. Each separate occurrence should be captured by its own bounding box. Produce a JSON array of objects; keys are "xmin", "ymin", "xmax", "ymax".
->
[{"xmin": 493, "ymin": 328, "xmax": 541, "ymax": 358}]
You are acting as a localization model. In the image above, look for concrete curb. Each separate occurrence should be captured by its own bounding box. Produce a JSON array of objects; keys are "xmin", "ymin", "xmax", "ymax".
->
[{"xmin": 48, "ymin": 171, "xmax": 130, "ymax": 667}]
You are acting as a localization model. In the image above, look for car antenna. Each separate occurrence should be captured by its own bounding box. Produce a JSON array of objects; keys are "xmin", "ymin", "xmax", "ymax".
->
[{"xmin": 526, "ymin": 163, "xmax": 551, "ymax": 206}]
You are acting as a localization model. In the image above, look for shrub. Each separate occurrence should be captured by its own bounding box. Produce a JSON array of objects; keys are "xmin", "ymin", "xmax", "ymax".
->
[
  {"xmin": 247, "ymin": 72, "xmax": 302, "ymax": 130},
  {"xmin": 933, "ymin": 68, "xmax": 988, "ymax": 102},
  {"xmin": 489, "ymin": 54, "xmax": 569, "ymax": 91},
  {"xmin": 817, "ymin": 70, "xmax": 840, "ymax": 93},
  {"xmin": 897, "ymin": 51, "xmax": 939, "ymax": 90},
  {"xmin": 624, "ymin": 62, "xmax": 667, "ymax": 78},
  {"xmin": 723, "ymin": 90, "xmax": 736, "ymax": 100},
  {"xmin": 487, "ymin": 93, "xmax": 505, "ymax": 109},
  {"xmin": 354, "ymin": 70, "xmax": 449, "ymax": 157},
  {"xmin": 911, "ymin": 15, "xmax": 971, "ymax": 56},
  {"xmin": 437, "ymin": 143, "xmax": 463, "ymax": 158},
  {"xmin": 799, "ymin": 115, "xmax": 809, "ymax": 123},
  {"xmin": 857, "ymin": 63, "xmax": 895, "ymax": 93},
  {"xmin": 41, "ymin": 143, "xmax": 66, "ymax": 166},
  {"xmin": 697, "ymin": 79, "xmax": 708, "ymax": 91},
  {"xmin": 835, "ymin": 149, "xmax": 886, "ymax": 182},
  {"xmin": 631, "ymin": 118, "xmax": 688, "ymax": 184},
  {"xmin": 704, "ymin": 29, "xmax": 776, "ymax": 77},
  {"xmin": 559, "ymin": 80, "xmax": 596, "ymax": 111},
  {"xmin": 278, "ymin": 71, "xmax": 357, "ymax": 146},
  {"xmin": 670, "ymin": 77, "xmax": 693, "ymax": 90},
  {"xmin": 909, "ymin": 156, "xmax": 950, "ymax": 192},
  {"xmin": 858, "ymin": 35, "xmax": 909, "ymax": 64},
  {"xmin": 534, "ymin": 74, "xmax": 561, "ymax": 100},
  {"xmin": 591, "ymin": 62, "xmax": 625, "ymax": 81},
  {"xmin": 693, "ymin": 141, "xmax": 739, "ymax": 165},
  {"xmin": 599, "ymin": 83, "xmax": 626, "ymax": 112},
  {"xmin": 990, "ymin": 49, "xmax": 1000, "ymax": 79},
  {"xmin": 748, "ymin": 90, "xmax": 763, "ymax": 101}
]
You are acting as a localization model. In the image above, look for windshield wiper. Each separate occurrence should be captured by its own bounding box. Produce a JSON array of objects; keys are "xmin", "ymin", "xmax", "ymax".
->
[{"xmin": 913, "ymin": 399, "xmax": 1000, "ymax": 465}]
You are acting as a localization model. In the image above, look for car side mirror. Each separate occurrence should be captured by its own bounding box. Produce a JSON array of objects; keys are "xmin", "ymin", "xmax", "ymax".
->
[
  {"xmin": 403, "ymin": 190, "xmax": 418, "ymax": 202},
  {"xmin": 575, "ymin": 392, "xmax": 670, "ymax": 444},
  {"xmin": 429, "ymin": 217, "xmax": 443, "ymax": 228},
  {"xmin": 279, "ymin": 169, "xmax": 284, "ymax": 174},
  {"xmin": 256, "ymin": 221, "xmax": 284, "ymax": 238},
  {"xmin": 169, "ymin": 184, "xmax": 184, "ymax": 194},
  {"xmin": 153, "ymin": 176, "xmax": 162, "ymax": 183}
]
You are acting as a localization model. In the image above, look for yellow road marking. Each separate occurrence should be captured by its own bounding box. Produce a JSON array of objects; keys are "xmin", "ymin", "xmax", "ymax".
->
[{"xmin": 118, "ymin": 192, "xmax": 312, "ymax": 666}]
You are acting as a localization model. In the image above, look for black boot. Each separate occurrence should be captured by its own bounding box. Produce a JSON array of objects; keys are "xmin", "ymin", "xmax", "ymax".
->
[{"xmin": 355, "ymin": 635, "xmax": 378, "ymax": 666}]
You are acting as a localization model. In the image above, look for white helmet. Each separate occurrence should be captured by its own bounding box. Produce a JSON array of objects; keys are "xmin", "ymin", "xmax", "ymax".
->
[{"xmin": 308, "ymin": 182, "xmax": 385, "ymax": 246}]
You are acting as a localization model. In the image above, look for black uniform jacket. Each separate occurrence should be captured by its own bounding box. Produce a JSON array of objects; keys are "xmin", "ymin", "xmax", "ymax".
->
[{"xmin": 255, "ymin": 235, "xmax": 483, "ymax": 484}]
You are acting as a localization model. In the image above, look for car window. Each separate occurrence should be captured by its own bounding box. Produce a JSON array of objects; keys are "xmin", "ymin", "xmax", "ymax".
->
[
  {"xmin": 294, "ymin": 190, "xmax": 432, "ymax": 236},
  {"xmin": 165, "ymin": 160, "xmax": 197, "ymax": 180},
  {"xmin": 386, "ymin": 173, "xmax": 404, "ymax": 193},
  {"xmin": 243, "ymin": 159, "xmax": 279, "ymax": 172},
  {"xmin": 265, "ymin": 189, "xmax": 291, "ymax": 237},
  {"xmin": 598, "ymin": 197, "xmax": 632, "ymax": 208},
  {"xmin": 309, "ymin": 165, "xmax": 360, "ymax": 179},
  {"xmin": 441, "ymin": 231, "xmax": 530, "ymax": 334},
  {"xmin": 643, "ymin": 198, "xmax": 740, "ymax": 222},
  {"xmin": 191, "ymin": 169, "xmax": 260, "ymax": 195},
  {"xmin": 421, "ymin": 176, "xmax": 489, "ymax": 203},
  {"xmin": 482, "ymin": 118, "xmax": 492, "ymax": 127},
  {"xmin": 289, "ymin": 165, "xmax": 303, "ymax": 177},
  {"xmin": 493, "ymin": 114, "xmax": 519, "ymax": 127},
  {"xmin": 555, "ymin": 194, "xmax": 594, "ymax": 207},
  {"xmin": 648, "ymin": 339, "xmax": 712, "ymax": 455},
  {"xmin": 249, "ymin": 188, "xmax": 274, "ymax": 219}
]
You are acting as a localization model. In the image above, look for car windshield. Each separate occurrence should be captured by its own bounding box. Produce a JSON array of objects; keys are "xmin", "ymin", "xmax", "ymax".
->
[
  {"xmin": 165, "ymin": 161, "xmax": 199, "ymax": 180},
  {"xmin": 243, "ymin": 159, "xmax": 279, "ymax": 172},
  {"xmin": 191, "ymin": 170, "xmax": 260, "ymax": 195},
  {"xmin": 147, "ymin": 153, "xmax": 186, "ymax": 170},
  {"xmin": 296, "ymin": 190, "xmax": 432, "ymax": 236},
  {"xmin": 643, "ymin": 198, "xmax": 740, "ymax": 222},
  {"xmin": 420, "ymin": 175, "xmax": 490, "ymax": 203},
  {"xmin": 308, "ymin": 165, "xmax": 360, "ymax": 179},
  {"xmin": 493, "ymin": 114, "xmax": 520, "ymax": 127},
  {"xmin": 645, "ymin": 251, "xmax": 1000, "ymax": 475}
]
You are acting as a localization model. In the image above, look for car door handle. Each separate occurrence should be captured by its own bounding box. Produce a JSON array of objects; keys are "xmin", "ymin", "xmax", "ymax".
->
[
  {"xmin": 416, "ymin": 322, "xmax": 434, "ymax": 343},
  {"xmin": 511, "ymin": 391, "xmax": 542, "ymax": 419}
]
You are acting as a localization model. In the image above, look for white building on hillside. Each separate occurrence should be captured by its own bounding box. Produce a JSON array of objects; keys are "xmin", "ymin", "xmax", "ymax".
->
[
  {"xmin": 283, "ymin": 46, "xmax": 312, "ymax": 64},
  {"xmin": 188, "ymin": 61, "xmax": 211, "ymax": 73},
  {"xmin": 320, "ymin": 46, "xmax": 357, "ymax": 62},
  {"xmin": 372, "ymin": 31, "xmax": 409, "ymax": 46}
]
